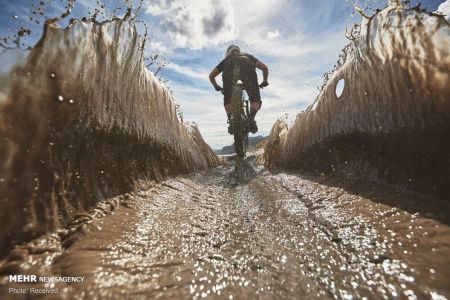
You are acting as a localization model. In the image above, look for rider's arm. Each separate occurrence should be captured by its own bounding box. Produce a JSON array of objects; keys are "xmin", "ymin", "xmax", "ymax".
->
[
  {"xmin": 209, "ymin": 67, "xmax": 221, "ymax": 87},
  {"xmin": 255, "ymin": 60, "xmax": 269, "ymax": 82}
]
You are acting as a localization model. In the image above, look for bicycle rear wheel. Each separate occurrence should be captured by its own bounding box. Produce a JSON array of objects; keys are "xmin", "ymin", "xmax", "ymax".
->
[{"xmin": 230, "ymin": 82, "xmax": 248, "ymax": 158}]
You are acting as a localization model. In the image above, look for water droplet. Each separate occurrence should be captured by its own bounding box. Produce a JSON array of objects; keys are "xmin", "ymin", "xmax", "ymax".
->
[{"xmin": 57, "ymin": 95, "xmax": 64, "ymax": 101}]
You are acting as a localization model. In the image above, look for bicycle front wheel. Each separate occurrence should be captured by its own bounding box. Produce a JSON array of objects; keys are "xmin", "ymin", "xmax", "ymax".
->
[{"xmin": 234, "ymin": 126, "xmax": 248, "ymax": 158}]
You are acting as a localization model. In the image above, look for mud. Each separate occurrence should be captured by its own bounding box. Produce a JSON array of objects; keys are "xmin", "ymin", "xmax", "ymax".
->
[
  {"xmin": 1, "ymin": 158, "xmax": 449, "ymax": 299},
  {"xmin": 263, "ymin": 3, "xmax": 450, "ymax": 200},
  {"xmin": 0, "ymin": 17, "xmax": 219, "ymax": 257}
]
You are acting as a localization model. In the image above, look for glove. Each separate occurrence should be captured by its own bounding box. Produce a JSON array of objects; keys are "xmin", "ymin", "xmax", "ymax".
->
[
  {"xmin": 213, "ymin": 84, "xmax": 223, "ymax": 92},
  {"xmin": 259, "ymin": 81, "xmax": 269, "ymax": 88}
]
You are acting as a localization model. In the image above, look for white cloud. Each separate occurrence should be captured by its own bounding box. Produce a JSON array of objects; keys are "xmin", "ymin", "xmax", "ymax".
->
[
  {"xmin": 165, "ymin": 62, "xmax": 210, "ymax": 82},
  {"xmin": 231, "ymin": 0, "xmax": 285, "ymax": 30},
  {"xmin": 267, "ymin": 30, "xmax": 280, "ymax": 39},
  {"xmin": 145, "ymin": 0, "xmax": 237, "ymax": 49},
  {"xmin": 436, "ymin": 0, "xmax": 450, "ymax": 21},
  {"xmin": 149, "ymin": 40, "xmax": 169, "ymax": 53}
]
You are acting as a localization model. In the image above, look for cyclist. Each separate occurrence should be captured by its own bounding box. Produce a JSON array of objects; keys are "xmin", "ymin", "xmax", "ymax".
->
[{"xmin": 209, "ymin": 44, "xmax": 269, "ymax": 134}]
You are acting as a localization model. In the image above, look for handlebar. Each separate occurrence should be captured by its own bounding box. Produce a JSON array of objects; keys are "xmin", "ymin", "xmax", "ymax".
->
[{"xmin": 215, "ymin": 83, "xmax": 267, "ymax": 94}]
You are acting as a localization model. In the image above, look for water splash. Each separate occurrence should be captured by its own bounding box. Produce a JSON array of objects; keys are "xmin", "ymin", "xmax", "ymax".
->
[
  {"xmin": 264, "ymin": 2, "xmax": 450, "ymax": 199},
  {"xmin": 0, "ymin": 12, "xmax": 219, "ymax": 256}
]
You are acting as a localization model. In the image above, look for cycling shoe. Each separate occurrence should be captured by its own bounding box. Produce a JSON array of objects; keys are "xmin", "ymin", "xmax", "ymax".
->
[
  {"xmin": 248, "ymin": 119, "xmax": 258, "ymax": 134},
  {"xmin": 228, "ymin": 124, "xmax": 234, "ymax": 135}
]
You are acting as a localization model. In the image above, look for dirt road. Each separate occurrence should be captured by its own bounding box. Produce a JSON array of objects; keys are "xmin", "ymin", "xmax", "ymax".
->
[{"xmin": 1, "ymin": 157, "xmax": 450, "ymax": 299}]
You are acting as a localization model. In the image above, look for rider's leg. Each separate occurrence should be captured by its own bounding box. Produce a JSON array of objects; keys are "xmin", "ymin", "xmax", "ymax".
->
[
  {"xmin": 243, "ymin": 83, "xmax": 261, "ymax": 133},
  {"xmin": 249, "ymin": 101, "xmax": 261, "ymax": 120},
  {"xmin": 247, "ymin": 100, "xmax": 260, "ymax": 134},
  {"xmin": 224, "ymin": 104, "xmax": 232, "ymax": 120},
  {"xmin": 224, "ymin": 103, "xmax": 233, "ymax": 135},
  {"xmin": 244, "ymin": 83, "xmax": 261, "ymax": 120}
]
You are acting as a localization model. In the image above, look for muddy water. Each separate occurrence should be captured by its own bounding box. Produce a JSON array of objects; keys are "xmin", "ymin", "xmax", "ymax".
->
[{"xmin": 1, "ymin": 158, "xmax": 449, "ymax": 299}]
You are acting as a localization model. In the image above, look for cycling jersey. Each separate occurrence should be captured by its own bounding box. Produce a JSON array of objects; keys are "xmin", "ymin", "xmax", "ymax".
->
[{"xmin": 216, "ymin": 53, "xmax": 261, "ymax": 105}]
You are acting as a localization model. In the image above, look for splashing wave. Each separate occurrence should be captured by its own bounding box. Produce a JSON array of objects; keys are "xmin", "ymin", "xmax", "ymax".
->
[
  {"xmin": 263, "ymin": 2, "xmax": 450, "ymax": 199},
  {"xmin": 0, "ymin": 17, "xmax": 219, "ymax": 256}
]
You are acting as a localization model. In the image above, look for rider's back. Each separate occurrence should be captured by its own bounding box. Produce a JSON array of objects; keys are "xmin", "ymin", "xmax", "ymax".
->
[{"xmin": 219, "ymin": 53, "xmax": 258, "ymax": 87}]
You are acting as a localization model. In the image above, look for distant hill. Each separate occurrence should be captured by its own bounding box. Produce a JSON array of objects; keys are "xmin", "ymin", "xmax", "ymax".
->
[{"xmin": 214, "ymin": 135, "xmax": 266, "ymax": 155}]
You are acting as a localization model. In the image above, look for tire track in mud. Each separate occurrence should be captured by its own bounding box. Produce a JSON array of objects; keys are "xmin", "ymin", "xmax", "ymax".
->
[
  {"xmin": 269, "ymin": 173, "xmax": 450, "ymax": 299},
  {"xmin": 1, "ymin": 162, "xmax": 449, "ymax": 299}
]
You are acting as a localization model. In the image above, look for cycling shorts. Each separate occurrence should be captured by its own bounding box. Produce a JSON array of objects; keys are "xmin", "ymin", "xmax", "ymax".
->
[{"xmin": 223, "ymin": 83, "xmax": 262, "ymax": 106}]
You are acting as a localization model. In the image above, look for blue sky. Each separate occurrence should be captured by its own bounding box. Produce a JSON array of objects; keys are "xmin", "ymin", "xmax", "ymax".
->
[{"xmin": 0, "ymin": 0, "xmax": 447, "ymax": 148}]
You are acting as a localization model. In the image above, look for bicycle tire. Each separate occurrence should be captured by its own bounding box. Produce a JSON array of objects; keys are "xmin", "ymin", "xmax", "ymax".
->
[
  {"xmin": 234, "ymin": 125, "xmax": 248, "ymax": 158},
  {"xmin": 229, "ymin": 71, "xmax": 249, "ymax": 158}
]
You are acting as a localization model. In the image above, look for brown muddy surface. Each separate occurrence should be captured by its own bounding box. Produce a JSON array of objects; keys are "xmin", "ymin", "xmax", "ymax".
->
[{"xmin": 1, "ymin": 157, "xmax": 449, "ymax": 299}]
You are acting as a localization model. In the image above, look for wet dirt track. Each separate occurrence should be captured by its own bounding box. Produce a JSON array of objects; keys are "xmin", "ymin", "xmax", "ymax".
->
[{"xmin": 1, "ymin": 157, "xmax": 450, "ymax": 299}]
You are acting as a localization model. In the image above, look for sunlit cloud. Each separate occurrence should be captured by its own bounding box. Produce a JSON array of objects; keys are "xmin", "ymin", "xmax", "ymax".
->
[
  {"xmin": 145, "ymin": 0, "xmax": 237, "ymax": 49},
  {"xmin": 165, "ymin": 62, "xmax": 210, "ymax": 83},
  {"xmin": 267, "ymin": 30, "xmax": 280, "ymax": 39},
  {"xmin": 436, "ymin": 0, "xmax": 450, "ymax": 21}
]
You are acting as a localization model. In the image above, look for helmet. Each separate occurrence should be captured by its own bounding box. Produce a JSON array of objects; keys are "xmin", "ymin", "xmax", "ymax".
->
[{"xmin": 226, "ymin": 44, "xmax": 240, "ymax": 57}]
